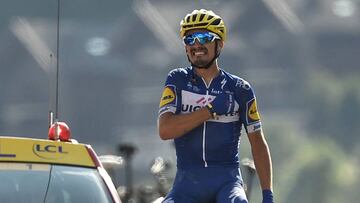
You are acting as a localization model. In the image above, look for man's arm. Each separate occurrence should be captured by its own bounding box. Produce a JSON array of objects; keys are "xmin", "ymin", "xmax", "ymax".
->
[
  {"xmin": 158, "ymin": 108, "xmax": 212, "ymax": 140},
  {"xmin": 247, "ymin": 130, "xmax": 273, "ymax": 191}
]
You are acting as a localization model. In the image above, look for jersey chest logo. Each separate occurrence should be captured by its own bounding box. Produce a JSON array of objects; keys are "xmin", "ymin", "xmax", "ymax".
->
[
  {"xmin": 181, "ymin": 90, "xmax": 240, "ymax": 123},
  {"xmin": 181, "ymin": 91, "xmax": 215, "ymax": 113}
]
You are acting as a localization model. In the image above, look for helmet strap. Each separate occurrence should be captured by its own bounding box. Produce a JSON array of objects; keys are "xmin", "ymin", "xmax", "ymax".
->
[{"xmin": 188, "ymin": 40, "xmax": 221, "ymax": 69}]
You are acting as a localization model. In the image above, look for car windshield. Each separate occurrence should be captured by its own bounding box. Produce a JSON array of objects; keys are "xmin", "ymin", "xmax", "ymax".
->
[
  {"xmin": 0, "ymin": 163, "xmax": 114, "ymax": 203},
  {"xmin": 0, "ymin": 163, "xmax": 50, "ymax": 203}
]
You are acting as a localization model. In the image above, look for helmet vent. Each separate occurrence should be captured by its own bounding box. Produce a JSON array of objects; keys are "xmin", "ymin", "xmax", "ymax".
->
[
  {"xmin": 186, "ymin": 15, "xmax": 191, "ymax": 23},
  {"xmin": 192, "ymin": 14, "xmax": 197, "ymax": 22},
  {"xmin": 199, "ymin": 14, "xmax": 205, "ymax": 21},
  {"xmin": 207, "ymin": 15, "xmax": 214, "ymax": 20},
  {"xmin": 211, "ymin": 18, "xmax": 221, "ymax": 25},
  {"xmin": 182, "ymin": 23, "xmax": 208, "ymax": 29}
]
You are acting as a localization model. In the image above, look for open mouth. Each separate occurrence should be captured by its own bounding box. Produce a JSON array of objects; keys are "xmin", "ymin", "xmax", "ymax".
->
[
  {"xmin": 194, "ymin": 51, "xmax": 206, "ymax": 56},
  {"xmin": 191, "ymin": 48, "xmax": 208, "ymax": 56}
]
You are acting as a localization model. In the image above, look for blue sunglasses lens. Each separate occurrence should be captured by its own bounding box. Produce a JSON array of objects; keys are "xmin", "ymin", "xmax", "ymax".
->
[{"xmin": 183, "ymin": 32, "xmax": 217, "ymax": 45}]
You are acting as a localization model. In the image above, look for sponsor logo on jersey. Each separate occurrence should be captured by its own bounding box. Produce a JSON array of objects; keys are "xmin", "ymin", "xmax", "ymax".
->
[
  {"xmin": 235, "ymin": 79, "xmax": 250, "ymax": 90},
  {"xmin": 246, "ymin": 122, "xmax": 262, "ymax": 133},
  {"xmin": 159, "ymin": 86, "xmax": 176, "ymax": 108},
  {"xmin": 187, "ymin": 82, "xmax": 200, "ymax": 92},
  {"xmin": 196, "ymin": 97, "xmax": 213, "ymax": 105},
  {"xmin": 181, "ymin": 90, "xmax": 239, "ymax": 123},
  {"xmin": 187, "ymin": 82, "xmax": 193, "ymax": 89},
  {"xmin": 211, "ymin": 89, "xmax": 221, "ymax": 94},
  {"xmin": 181, "ymin": 104, "xmax": 202, "ymax": 112},
  {"xmin": 247, "ymin": 99, "xmax": 260, "ymax": 121},
  {"xmin": 253, "ymin": 123, "xmax": 261, "ymax": 131},
  {"xmin": 181, "ymin": 91, "xmax": 215, "ymax": 112}
]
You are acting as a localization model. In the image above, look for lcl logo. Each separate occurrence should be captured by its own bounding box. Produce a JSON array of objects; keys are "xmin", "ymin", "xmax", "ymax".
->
[{"xmin": 33, "ymin": 144, "xmax": 68, "ymax": 160}]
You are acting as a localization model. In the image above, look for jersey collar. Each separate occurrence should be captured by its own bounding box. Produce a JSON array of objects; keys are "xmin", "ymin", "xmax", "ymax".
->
[{"xmin": 189, "ymin": 66, "xmax": 226, "ymax": 83}]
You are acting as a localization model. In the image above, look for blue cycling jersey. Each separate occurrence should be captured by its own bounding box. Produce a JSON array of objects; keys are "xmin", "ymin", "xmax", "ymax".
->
[{"xmin": 159, "ymin": 67, "xmax": 262, "ymax": 170}]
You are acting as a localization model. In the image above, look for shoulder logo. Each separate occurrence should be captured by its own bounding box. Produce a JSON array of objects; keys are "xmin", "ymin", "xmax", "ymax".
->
[
  {"xmin": 235, "ymin": 79, "xmax": 250, "ymax": 90},
  {"xmin": 159, "ymin": 87, "xmax": 175, "ymax": 107},
  {"xmin": 248, "ymin": 99, "xmax": 260, "ymax": 121}
]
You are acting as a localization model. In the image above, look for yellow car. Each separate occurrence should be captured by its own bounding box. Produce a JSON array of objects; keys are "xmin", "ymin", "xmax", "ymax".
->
[{"xmin": 0, "ymin": 135, "xmax": 122, "ymax": 203}]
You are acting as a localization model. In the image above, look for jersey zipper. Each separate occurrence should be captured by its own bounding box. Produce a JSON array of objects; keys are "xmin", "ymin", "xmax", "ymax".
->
[
  {"xmin": 201, "ymin": 78, "xmax": 213, "ymax": 168},
  {"xmin": 202, "ymin": 121, "xmax": 208, "ymax": 167}
]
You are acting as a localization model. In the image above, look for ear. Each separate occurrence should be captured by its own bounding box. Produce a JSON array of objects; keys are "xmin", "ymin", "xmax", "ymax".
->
[
  {"xmin": 218, "ymin": 40, "xmax": 224, "ymax": 49},
  {"xmin": 185, "ymin": 45, "xmax": 190, "ymax": 54}
]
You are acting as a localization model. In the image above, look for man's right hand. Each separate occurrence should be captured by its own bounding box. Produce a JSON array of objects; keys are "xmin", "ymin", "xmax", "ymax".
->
[{"xmin": 208, "ymin": 92, "xmax": 235, "ymax": 116}]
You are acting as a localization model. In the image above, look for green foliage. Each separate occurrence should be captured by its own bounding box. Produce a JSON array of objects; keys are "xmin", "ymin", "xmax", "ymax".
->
[
  {"xmin": 240, "ymin": 115, "xmax": 360, "ymax": 203},
  {"xmin": 303, "ymin": 70, "xmax": 360, "ymax": 149}
]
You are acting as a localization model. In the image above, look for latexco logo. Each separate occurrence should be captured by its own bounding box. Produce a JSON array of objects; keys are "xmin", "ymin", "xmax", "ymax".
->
[{"xmin": 33, "ymin": 143, "xmax": 68, "ymax": 160}]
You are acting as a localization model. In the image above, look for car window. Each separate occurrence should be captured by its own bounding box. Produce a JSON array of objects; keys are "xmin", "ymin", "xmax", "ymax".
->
[
  {"xmin": 0, "ymin": 163, "xmax": 51, "ymax": 203},
  {"xmin": 0, "ymin": 163, "xmax": 114, "ymax": 203},
  {"xmin": 45, "ymin": 165, "xmax": 113, "ymax": 203}
]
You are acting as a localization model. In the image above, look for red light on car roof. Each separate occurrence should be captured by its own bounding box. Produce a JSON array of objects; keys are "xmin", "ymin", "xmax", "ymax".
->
[{"xmin": 48, "ymin": 122, "xmax": 71, "ymax": 141}]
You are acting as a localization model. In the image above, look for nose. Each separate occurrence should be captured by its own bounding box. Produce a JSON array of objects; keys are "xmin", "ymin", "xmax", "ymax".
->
[{"xmin": 192, "ymin": 39, "xmax": 203, "ymax": 47}]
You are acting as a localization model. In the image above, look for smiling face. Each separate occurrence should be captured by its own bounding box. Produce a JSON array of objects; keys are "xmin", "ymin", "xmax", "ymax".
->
[{"xmin": 184, "ymin": 29, "xmax": 223, "ymax": 69}]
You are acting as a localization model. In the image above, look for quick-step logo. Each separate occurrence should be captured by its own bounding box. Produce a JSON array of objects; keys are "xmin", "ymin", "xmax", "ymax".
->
[
  {"xmin": 181, "ymin": 95, "xmax": 213, "ymax": 112},
  {"xmin": 33, "ymin": 143, "xmax": 68, "ymax": 160},
  {"xmin": 181, "ymin": 90, "xmax": 240, "ymax": 123}
]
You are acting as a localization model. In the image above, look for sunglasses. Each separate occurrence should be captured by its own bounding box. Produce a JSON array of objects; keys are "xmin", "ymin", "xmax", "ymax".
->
[{"xmin": 183, "ymin": 32, "xmax": 220, "ymax": 46}]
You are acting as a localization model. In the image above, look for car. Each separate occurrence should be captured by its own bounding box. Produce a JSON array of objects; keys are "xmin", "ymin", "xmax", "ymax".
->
[{"xmin": 0, "ymin": 122, "xmax": 122, "ymax": 203}]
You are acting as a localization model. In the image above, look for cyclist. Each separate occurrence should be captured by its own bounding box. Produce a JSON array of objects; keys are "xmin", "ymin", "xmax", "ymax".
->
[{"xmin": 158, "ymin": 9, "xmax": 274, "ymax": 203}]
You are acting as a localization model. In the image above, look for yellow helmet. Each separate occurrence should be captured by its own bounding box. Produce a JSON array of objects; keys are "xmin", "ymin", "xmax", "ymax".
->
[{"xmin": 180, "ymin": 9, "xmax": 227, "ymax": 41}]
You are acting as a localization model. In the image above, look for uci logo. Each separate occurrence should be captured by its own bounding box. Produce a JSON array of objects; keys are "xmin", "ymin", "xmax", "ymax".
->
[
  {"xmin": 181, "ymin": 104, "xmax": 202, "ymax": 113},
  {"xmin": 33, "ymin": 144, "xmax": 68, "ymax": 160}
]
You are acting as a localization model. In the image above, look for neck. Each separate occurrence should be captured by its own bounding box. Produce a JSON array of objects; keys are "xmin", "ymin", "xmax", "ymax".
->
[{"xmin": 194, "ymin": 62, "xmax": 220, "ymax": 85}]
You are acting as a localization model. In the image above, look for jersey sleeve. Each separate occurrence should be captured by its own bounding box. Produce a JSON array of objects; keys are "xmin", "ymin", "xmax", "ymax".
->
[
  {"xmin": 234, "ymin": 79, "xmax": 262, "ymax": 134},
  {"xmin": 158, "ymin": 70, "xmax": 181, "ymax": 117}
]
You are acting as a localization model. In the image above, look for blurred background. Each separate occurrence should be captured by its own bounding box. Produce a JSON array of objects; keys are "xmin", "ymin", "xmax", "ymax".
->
[{"xmin": 1, "ymin": 0, "xmax": 359, "ymax": 202}]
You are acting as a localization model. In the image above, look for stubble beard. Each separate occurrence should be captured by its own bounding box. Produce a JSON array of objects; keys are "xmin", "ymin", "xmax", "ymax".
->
[
  {"xmin": 188, "ymin": 48, "xmax": 213, "ymax": 69},
  {"xmin": 192, "ymin": 58, "xmax": 212, "ymax": 69}
]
